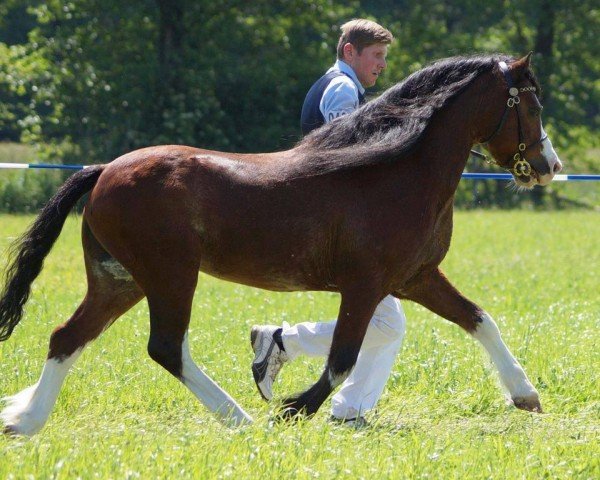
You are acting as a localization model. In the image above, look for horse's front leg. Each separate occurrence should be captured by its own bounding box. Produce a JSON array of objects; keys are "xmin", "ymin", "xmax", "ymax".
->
[
  {"xmin": 400, "ymin": 268, "xmax": 542, "ymax": 412},
  {"xmin": 281, "ymin": 286, "xmax": 382, "ymax": 418}
]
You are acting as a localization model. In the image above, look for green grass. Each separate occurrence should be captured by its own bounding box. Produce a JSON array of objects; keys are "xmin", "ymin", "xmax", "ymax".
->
[
  {"xmin": 0, "ymin": 211, "xmax": 598, "ymax": 479},
  {"xmin": 0, "ymin": 142, "xmax": 39, "ymax": 164}
]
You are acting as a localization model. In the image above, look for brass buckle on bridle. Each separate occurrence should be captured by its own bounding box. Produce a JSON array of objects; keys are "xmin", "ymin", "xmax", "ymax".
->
[
  {"xmin": 507, "ymin": 87, "xmax": 520, "ymax": 108},
  {"xmin": 512, "ymin": 156, "xmax": 532, "ymax": 177},
  {"xmin": 511, "ymin": 140, "xmax": 532, "ymax": 177}
]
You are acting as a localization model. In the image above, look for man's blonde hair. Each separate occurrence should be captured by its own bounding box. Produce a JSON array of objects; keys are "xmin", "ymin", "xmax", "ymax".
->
[{"xmin": 336, "ymin": 19, "xmax": 393, "ymax": 59}]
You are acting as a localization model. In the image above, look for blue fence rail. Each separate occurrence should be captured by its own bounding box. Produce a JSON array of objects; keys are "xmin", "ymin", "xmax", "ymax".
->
[{"xmin": 1, "ymin": 162, "xmax": 600, "ymax": 181}]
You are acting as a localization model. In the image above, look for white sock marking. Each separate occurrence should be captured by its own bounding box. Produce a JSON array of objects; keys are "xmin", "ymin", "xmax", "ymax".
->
[
  {"xmin": 1, "ymin": 349, "xmax": 82, "ymax": 436},
  {"xmin": 180, "ymin": 333, "xmax": 252, "ymax": 427},
  {"xmin": 328, "ymin": 368, "xmax": 352, "ymax": 389},
  {"xmin": 472, "ymin": 313, "xmax": 539, "ymax": 401}
]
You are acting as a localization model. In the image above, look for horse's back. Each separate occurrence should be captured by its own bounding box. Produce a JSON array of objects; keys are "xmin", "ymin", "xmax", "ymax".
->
[{"xmin": 87, "ymin": 144, "xmax": 290, "ymax": 208}]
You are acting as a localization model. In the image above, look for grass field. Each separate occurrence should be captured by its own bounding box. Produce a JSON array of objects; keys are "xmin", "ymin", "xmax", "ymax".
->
[{"xmin": 0, "ymin": 211, "xmax": 598, "ymax": 479}]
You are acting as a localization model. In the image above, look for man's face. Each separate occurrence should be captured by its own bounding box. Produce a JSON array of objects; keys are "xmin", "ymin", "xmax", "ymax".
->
[{"xmin": 346, "ymin": 43, "xmax": 388, "ymax": 88}]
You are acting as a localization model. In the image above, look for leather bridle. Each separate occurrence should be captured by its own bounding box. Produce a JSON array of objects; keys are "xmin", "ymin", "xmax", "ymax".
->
[{"xmin": 470, "ymin": 61, "xmax": 547, "ymax": 178}]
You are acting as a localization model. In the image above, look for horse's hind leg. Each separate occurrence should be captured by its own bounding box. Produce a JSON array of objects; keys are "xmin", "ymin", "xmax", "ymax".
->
[
  {"xmin": 139, "ymin": 265, "xmax": 252, "ymax": 427},
  {"xmin": 1, "ymin": 222, "xmax": 144, "ymax": 436}
]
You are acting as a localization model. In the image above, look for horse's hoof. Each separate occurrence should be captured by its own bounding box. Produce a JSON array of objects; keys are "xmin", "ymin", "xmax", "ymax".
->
[
  {"xmin": 281, "ymin": 406, "xmax": 300, "ymax": 417},
  {"xmin": 512, "ymin": 396, "xmax": 543, "ymax": 413},
  {"xmin": 3, "ymin": 424, "xmax": 20, "ymax": 437},
  {"xmin": 273, "ymin": 405, "xmax": 302, "ymax": 423},
  {"xmin": 272, "ymin": 398, "xmax": 310, "ymax": 423}
]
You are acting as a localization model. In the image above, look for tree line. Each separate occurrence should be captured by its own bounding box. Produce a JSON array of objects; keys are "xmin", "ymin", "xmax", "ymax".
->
[{"xmin": 0, "ymin": 0, "xmax": 598, "ymax": 210}]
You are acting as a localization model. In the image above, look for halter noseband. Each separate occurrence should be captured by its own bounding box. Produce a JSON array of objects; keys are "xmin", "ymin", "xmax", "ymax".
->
[{"xmin": 471, "ymin": 61, "xmax": 548, "ymax": 178}]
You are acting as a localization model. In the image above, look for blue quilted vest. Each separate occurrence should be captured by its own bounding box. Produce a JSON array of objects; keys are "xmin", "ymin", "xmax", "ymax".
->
[{"xmin": 300, "ymin": 71, "xmax": 365, "ymax": 135}]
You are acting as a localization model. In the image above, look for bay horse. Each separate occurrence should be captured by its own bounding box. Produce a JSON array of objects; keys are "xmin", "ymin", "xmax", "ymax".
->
[{"xmin": 0, "ymin": 54, "xmax": 561, "ymax": 435}]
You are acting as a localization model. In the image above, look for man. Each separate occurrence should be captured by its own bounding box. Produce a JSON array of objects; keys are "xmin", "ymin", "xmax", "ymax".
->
[
  {"xmin": 300, "ymin": 19, "xmax": 391, "ymax": 133},
  {"xmin": 251, "ymin": 19, "xmax": 406, "ymax": 425}
]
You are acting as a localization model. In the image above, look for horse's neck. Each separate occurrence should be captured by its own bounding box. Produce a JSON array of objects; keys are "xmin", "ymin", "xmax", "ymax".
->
[{"xmin": 400, "ymin": 75, "xmax": 491, "ymax": 199}]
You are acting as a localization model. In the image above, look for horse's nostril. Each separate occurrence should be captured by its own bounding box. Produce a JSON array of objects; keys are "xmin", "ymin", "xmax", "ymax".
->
[{"xmin": 553, "ymin": 161, "xmax": 562, "ymax": 173}]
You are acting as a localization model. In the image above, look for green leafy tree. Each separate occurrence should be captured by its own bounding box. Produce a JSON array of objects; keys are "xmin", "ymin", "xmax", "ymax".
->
[{"xmin": 1, "ymin": 0, "xmax": 353, "ymax": 161}]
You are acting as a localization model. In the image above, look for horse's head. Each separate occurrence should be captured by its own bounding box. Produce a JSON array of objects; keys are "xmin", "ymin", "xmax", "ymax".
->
[{"xmin": 479, "ymin": 54, "xmax": 562, "ymax": 188}]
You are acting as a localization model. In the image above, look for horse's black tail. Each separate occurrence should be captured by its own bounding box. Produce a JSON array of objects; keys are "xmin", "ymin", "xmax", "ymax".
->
[{"xmin": 0, "ymin": 165, "xmax": 105, "ymax": 341}]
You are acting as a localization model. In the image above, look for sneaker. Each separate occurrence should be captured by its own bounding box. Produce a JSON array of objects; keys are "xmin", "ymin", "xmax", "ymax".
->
[{"xmin": 250, "ymin": 323, "xmax": 289, "ymax": 401}]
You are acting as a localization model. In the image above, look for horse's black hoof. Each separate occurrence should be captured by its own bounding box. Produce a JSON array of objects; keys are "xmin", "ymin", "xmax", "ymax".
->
[
  {"xmin": 278, "ymin": 407, "xmax": 302, "ymax": 423},
  {"xmin": 272, "ymin": 398, "xmax": 308, "ymax": 423},
  {"xmin": 282, "ymin": 406, "xmax": 300, "ymax": 417},
  {"xmin": 270, "ymin": 409, "xmax": 300, "ymax": 424}
]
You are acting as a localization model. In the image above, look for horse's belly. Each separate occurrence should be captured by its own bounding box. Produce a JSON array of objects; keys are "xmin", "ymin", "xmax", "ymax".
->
[
  {"xmin": 198, "ymin": 243, "xmax": 329, "ymax": 292},
  {"xmin": 201, "ymin": 264, "xmax": 320, "ymax": 292}
]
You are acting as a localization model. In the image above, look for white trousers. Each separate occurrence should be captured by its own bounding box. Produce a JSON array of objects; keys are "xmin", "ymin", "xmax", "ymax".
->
[{"xmin": 281, "ymin": 295, "xmax": 406, "ymax": 419}]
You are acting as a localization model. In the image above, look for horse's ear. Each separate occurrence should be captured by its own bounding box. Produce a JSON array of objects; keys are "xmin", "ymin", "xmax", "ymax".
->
[{"xmin": 511, "ymin": 52, "xmax": 533, "ymax": 80}]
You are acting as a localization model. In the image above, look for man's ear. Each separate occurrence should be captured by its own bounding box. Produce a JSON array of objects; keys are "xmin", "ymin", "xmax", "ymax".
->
[{"xmin": 342, "ymin": 42, "xmax": 355, "ymax": 61}]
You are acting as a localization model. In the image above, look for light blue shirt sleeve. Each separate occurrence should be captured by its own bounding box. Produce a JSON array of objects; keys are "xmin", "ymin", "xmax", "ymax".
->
[{"xmin": 319, "ymin": 76, "xmax": 360, "ymax": 123}]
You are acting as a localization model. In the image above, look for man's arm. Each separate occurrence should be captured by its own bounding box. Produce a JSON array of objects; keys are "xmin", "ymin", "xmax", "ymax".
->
[{"xmin": 319, "ymin": 77, "xmax": 360, "ymax": 123}]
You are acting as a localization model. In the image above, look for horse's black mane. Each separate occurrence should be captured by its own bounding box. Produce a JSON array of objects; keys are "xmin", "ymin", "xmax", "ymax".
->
[{"xmin": 290, "ymin": 54, "xmax": 539, "ymax": 178}]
